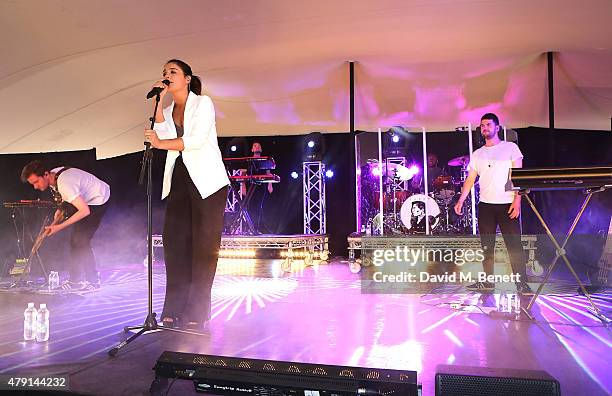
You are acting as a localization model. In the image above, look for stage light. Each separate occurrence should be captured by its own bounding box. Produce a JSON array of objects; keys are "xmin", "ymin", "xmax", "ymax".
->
[
  {"xmin": 372, "ymin": 166, "xmax": 381, "ymax": 177},
  {"xmin": 303, "ymin": 132, "xmax": 324, "ymax": 161},
  {"xmin": 219, "ymin": 249, "xmax": 257, "ymax": 258},
  {"xmin": 325, "ymin": 169, "xmax": 334, "ymax": 178},
  {"xmin": 291, "ymin": 171, "xmax": 299, "ymax": 179},
  {"xmin": 384, "ymin": 126, "xmax": 408, "ymax": 156},
  {"xmin": 225, "ymin": 137, "xmax": 248, "ymax": 157},
  {"xmin": 395, "ymin": 164, "xmax": 420, "ymax": 181}
]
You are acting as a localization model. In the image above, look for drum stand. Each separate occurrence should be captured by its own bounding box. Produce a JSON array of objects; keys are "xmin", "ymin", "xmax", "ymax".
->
[
  {"xmin": 440, "ymin": 202, "xmax": 456, "ymax": 234},
  {"xmin": 388, "ymin": 173, "xmax": 406, "ymax": 233},
  {"xmin": 521, "ymin": 188, "xmax": 610, "ymax": 325}
]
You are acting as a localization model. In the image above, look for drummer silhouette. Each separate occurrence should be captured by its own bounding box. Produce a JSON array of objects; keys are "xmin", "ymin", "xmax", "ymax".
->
[{"xmin": 411, "ymin": 153, "xmax": 443, "ymax": 192}]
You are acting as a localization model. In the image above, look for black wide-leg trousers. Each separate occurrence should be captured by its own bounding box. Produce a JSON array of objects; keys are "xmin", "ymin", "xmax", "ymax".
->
[{"xmin": 162, "ymin": 156, "xmax": 228, "ymax": 323}]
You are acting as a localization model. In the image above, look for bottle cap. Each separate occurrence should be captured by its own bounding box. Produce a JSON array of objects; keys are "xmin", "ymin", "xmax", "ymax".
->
[
  {"xmin": 27, "ymin": 302, "xmax": 35, "ymax": 308},
  {"xmin": 40, "ymin": 303, "xmax": 46, "ymax": 309}
]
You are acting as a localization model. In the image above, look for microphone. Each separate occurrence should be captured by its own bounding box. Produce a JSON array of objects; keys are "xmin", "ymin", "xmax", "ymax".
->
[{"xmin": 146, "ymin": 80, "xmax": 170, "ymax": 99}]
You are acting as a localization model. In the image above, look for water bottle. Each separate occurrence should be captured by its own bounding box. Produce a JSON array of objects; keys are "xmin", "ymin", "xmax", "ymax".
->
[
  {"xmin": 48, "ymin": 271, "xmax": 59, "ymax": 290},
  {"xmin": 23, "ymin": 303, "xmax": 37, "ymax": 341},
  {"xmin": 36, "ymin": 304, "xmax": 50, "ymax": 342},
  {"xmin": 512, "ymin": 294, "xmax": 521, "ymax": 317},
  {"xmin": 498, "ymin": 293, "xmax": 507, "ymax": 313}
]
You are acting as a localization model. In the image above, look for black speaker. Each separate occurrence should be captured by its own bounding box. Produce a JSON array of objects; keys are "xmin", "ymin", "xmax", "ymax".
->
[{"xmin": 435, "ymin": 365, "xmax": 560, "ymax": 396}]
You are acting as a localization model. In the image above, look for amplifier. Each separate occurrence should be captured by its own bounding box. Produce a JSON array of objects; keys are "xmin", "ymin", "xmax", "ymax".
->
[
  {"xmin": 153, "ymin": 351, "xmax": 418, "ymax": 395},
  {"xmin": 435, "ymin": 365, "xmax": 560, "ymax": 396}
]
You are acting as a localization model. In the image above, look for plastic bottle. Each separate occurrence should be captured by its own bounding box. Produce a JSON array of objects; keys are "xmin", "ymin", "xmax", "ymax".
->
[
  {"xmin": 512, "ymin": 294, "xmax": 521, "ymax": 317},
  {"xmin": 23, "ymin": 303, "xmax": 37, "ymax": 341},
  {"xmin": 48, "ymin": 271, "xmax": 60, "ymax": 290},
  {"xmin": 36, "ymin": 304, "xmax": 50, "ymax": 342},
  {"xmin": 498, "ymin": 293, "xmax": 507, "ymax": 313}
]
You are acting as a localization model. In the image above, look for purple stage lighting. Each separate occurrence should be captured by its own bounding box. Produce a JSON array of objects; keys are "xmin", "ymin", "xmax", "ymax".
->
[
  {"xmin": 291, "ymin": 171, "xmax": 299, "ymax": 179},
  {"xmin": 371, "ymin": 166, "xmax": 381, "ymax": 177},
  {"xmin": 307, "ymin": 140, "xmax": 315, "ymax": 148},
  {"xmin": 392, "ymin": 135, "xmax": 400, "ymax": 143},
  {"xmin": 409, "ymin": 165, "xmax": 419, "ymax": 174},
  {"xmin": 325, "ymin": 169, "xmax": 334, "ymax": 178}
]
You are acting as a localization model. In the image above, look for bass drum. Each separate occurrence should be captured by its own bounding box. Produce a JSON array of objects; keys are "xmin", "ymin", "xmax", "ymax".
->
[{"xmin": 400, "ymin": 194, "xmax": 440, "ymax": 233}]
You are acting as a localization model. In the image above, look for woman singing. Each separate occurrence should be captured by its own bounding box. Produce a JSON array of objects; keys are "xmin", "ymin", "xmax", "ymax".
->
[{"xmin": 145, "ymin": 59, "xmax": 229, "ymax": 330}]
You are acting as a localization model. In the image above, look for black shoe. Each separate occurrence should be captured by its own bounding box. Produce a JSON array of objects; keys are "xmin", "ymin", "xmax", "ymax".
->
[
  {"xmin": 185, "ymin": 320, "xmax": 209, "ymax": 332},
  {"xmin": 517, "ymin": 283, "xmax": 534, "ymax": 295},
  {"xmin": 466, "ymin": 282, "xmax": 495, "ymax": 292},
  {"xmin": 160, "ymin": 316, "xmax": 181, "ymax": 329}
]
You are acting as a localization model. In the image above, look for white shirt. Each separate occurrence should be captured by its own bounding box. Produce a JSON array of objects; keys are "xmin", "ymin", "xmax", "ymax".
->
[
  {"xmin": 154, "ymin": 92, "xmax": 229, "ymax": 200},
  {"xmin": 468, "ymin": 141, "xmax": 523, "ymax": 204},
  {"xmin": 51, "ymin": 167, "xmax": 110, "ymax": 205}
]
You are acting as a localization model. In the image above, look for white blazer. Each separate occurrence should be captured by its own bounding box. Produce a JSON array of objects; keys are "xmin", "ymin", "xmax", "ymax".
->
[{"xmin": 154, "ymin": 91, "xmax": 229, "ymax": 200}]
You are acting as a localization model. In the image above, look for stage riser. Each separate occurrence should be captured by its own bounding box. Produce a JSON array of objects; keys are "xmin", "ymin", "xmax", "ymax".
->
[
  {"xmin": 152, "ymin": 234, "xmax": 329, "ymax": 260},
  {"xmin": 347, "ymin": 234, "xmax": 538, "ymax": 272}
]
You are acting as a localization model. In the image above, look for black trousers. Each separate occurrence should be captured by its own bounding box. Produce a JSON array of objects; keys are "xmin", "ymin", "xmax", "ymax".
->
[
  {"xmin": 477, "ymin": 202, "xmax": 528, "ymax": 284},
  {"xmin": 249, "ymin": 185, "xmax": 270, "ymax": 234},
  {"xmin": 69, "ymin": 203, "xmax": 107, "ymax": 282},
  {"xmin": 162, "ymin": 156, "xmax": 228, "ymax": 323}
]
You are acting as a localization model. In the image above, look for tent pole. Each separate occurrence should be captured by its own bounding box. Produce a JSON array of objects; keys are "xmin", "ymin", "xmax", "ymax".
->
[{"xmin": 547, "ymin": 51, "xmax": 555, "ymax": 130}]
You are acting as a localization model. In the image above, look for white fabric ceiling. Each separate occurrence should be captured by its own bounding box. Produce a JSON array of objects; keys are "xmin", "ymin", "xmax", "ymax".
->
[{"xmin": 1, "ymin": 0, "xmax": 611, "ymax": 158}]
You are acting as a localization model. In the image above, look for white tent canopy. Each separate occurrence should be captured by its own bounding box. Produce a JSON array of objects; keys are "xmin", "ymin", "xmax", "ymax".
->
[{"xmin": 1, "ymin": 0, "xmax": 611, "ymax": 158}]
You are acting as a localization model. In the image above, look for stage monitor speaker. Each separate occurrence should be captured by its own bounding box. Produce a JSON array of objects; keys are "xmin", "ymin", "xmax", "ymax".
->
[
  {"xmin": 154, "ymin": 351, "xmax": 418, "ymax": 395},
  {"xmin": 435, "ymin": 365, "xmax": 560, "ymax": 396}
]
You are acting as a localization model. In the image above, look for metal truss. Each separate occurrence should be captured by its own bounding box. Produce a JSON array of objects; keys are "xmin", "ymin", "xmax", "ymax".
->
[
  {"xmin": 152, "ymin": 234, "xmax": 329, "ymax": 272},
  {"xmin": 224, "ymin": 169, "xmax": 241, "ymax": 213},
  {"xmin": 152, "ymin": 234, "xmax": 329, "ymax": 258},
  {"xmin": 303, "ymin": 161, "xmax": 326, "ymax": 235},
  {"xmin": 386, "ymin": 156, "xmax": 408, "ymax": 191}
]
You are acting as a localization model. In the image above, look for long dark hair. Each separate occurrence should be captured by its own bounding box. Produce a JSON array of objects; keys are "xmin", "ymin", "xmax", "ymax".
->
[{"xmin": 166, "ymin": 59, "xmax": 202, "ymax": 95}]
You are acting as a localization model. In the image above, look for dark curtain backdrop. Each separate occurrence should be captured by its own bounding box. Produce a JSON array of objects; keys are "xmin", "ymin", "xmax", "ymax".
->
[{"xmin": 0, "ymin": 128, "xmax": 609, "ymax": 276}]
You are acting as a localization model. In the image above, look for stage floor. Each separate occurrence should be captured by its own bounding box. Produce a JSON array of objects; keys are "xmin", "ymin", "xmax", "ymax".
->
[{"xmin": 0, "ymin": 259, "xmax": 610, "ymax": 395}]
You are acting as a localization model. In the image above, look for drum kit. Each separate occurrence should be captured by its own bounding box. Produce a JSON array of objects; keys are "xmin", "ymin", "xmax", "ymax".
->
[{"xmin": 363, "ymin": 155, "xmax": 475, "ymax": 235}]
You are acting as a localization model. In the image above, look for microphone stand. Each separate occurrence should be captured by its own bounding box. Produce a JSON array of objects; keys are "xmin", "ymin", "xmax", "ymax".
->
[{"xmin": 108, "ymin": 91, "xmax": 203, "ymax": 357}]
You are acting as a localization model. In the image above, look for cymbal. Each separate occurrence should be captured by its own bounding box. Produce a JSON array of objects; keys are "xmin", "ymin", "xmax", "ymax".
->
[
  {"xmin": 368, "ymin": 161, "xmax": 401, "ymax": 176},
  {"xmin": 448, "ymin": 155, "xmax": 470, "ymax": 167}
]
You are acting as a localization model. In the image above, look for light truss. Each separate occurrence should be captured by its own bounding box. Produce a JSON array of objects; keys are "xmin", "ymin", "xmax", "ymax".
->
[{"xmin": 303, "ymin": 161, "xmax": 326, "ymax": 235}]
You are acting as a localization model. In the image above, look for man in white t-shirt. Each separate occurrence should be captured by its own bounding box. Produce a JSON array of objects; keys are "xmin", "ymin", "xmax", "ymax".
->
[
  {"xmin": 21, "ymin": 160, "xmax": 110, "ymax": 290},
  {"xmin": 454, "ymin": 113, "xmax": 532, "ymax": 294}
]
